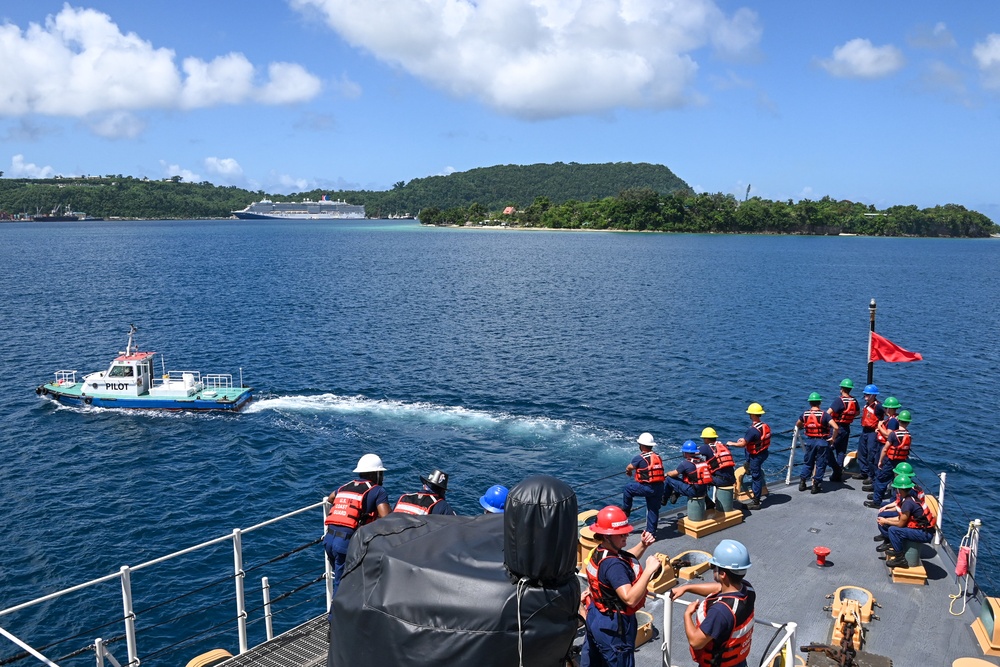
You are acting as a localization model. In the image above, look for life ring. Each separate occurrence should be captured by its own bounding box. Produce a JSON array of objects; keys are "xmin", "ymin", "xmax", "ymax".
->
[{"xmin": 84, "ymin": 396, "xmax": 93, "ymax": 405}]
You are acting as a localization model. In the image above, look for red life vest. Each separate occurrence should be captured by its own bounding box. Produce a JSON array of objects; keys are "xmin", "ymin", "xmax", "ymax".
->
[
  {"xmin": 876, "ymin": 415, "xmax": 898, "ymax": 444},
  {"xmin": 834, "ymin": 395, "xmax": 859, "ymax": 425},
  {"xmin": 886, "ymin": 427, "xmax": 911, "ymax": 461},
  {"xmin": 902, "ymin": 491, "xmax": 935, "ymax": 530},
  {"xmin": 747, "ymin": 422, "xmax": 771, "ymax": 455},
  {"xmin": 861, "ymin": 401, "xmax": 881, "ymax": 430},
  {"xmin": 683, "ymin": 461, "xmax": 713, "ymax": 486},
  {"xmin": 691, "ymin": 583, "xmax": 756, "ymax": 667},
  {"xmin": 802, "ymin": 408, "xmax": 829, "ymax": 439},
  {"xmin": 393, "ymin": 492, "xmax": 443, "ymax": 516},
  {"xmin": 636, "ymin": 451, "xmax": 666, "ymax": 484},
  {"xmin": 585, "ymin": 546, "xmax": 644, "ymax": 615},
  {"xmin": 708, "ymin": 443, "xmax": 735, "ymax": 472},
  {"xmin": 325, "ymin": 480, "xmax": 377, "ymax": 530}
]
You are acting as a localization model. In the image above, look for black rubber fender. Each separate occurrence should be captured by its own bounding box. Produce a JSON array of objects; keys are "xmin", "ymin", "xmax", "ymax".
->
[{"xmin": 83, "ymin": 396, "xmax": 93, "ymax": 405}]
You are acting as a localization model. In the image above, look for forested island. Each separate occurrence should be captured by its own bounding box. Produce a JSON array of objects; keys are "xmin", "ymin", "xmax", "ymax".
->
[{"xmin": 0, "ymin": 162, "xmax": 995, "ymax": 237}]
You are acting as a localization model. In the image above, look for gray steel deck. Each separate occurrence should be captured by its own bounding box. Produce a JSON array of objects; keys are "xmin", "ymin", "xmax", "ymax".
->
[{"xmin": 221, "ymin": 476, "xmax": 996, "ymax": 667}]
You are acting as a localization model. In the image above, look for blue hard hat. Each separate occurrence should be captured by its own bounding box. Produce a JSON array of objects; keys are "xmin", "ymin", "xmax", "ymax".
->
[
  {"xmin": 863, "ymin": 384, "xmax": 879, "ymax": 395},
  {"xmin": 709, "ymin": 539, "xmax": 752, "ymax": 574},
  {"xmin": 479, "ymin": 484, "xmax": 509, "ymax": 513},
  {"xmin": 682, "ymin": 440, "xmax": 699, "ymax": 455}
]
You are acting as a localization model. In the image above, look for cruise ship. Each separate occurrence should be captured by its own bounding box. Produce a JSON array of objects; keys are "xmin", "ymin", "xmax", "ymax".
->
[{"xmin": 232, "ymin": 196, "xmax": 365, "ymax": 220}]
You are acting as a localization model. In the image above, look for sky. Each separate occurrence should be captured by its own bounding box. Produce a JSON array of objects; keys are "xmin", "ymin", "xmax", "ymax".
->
[{"xmin": 2, "ymin": 1, "xmax": 999, "ymax": 221}]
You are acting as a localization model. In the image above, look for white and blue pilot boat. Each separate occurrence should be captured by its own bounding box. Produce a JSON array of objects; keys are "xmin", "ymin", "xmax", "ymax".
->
[{"xmin": 35, "ymin": 325, "xmax": 253, "ymax": 411}]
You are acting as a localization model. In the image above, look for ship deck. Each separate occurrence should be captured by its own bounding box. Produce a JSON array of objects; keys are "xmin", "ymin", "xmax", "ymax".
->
[{"xmin": 218, "ymin": 476, "xmax": 996, "ymax": 667}]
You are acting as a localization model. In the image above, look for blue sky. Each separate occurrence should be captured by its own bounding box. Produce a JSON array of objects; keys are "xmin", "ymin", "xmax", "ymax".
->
[{"xmin": 2, "ymin": 1, "xmax": 999, "ymax": 221}]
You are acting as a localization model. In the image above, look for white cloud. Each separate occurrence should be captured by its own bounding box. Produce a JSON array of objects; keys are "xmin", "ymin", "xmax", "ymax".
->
[
  {"xmin": 160, "ymin": 161, "xmax": 200, "ymax": 183},
  {"xmin": 289, "ymin": 0, "xmax": 762, "ymax": 119},
  {"xmin": 204, "ymin": 157, "xmax": 246, "ymax": 186},
  {"xmin": 820, "ymin": 38, "xmax": 905, "ymax": 79},
  {"xmin": 87, "ymin": 111, "xmax": 146, "ymax": 139},
  {"xmin": 973, "ymin": 34, "xmax": 1000, "ymax": 90},
  {"xmin": 0, "ymin": 5, "xmax": 322, "ymax": 122},
  {"xmin": 9, "ymin": 154, "xmax": 55, "ymax": 178},
  {"xmin": 909, "ymin": 22, "xmax": 956, "ymax": 50}
]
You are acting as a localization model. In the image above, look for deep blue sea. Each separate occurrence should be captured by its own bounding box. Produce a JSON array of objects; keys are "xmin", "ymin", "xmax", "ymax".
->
[{"xmin": 1, "ymin": 219, "xmax": 998, "ymax": 666}]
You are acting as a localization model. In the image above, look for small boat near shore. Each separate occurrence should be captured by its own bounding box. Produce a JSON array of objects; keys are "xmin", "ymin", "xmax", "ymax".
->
[{"xmin": 36, "ymin": 325, "xmax": 253, "ymax": 411}]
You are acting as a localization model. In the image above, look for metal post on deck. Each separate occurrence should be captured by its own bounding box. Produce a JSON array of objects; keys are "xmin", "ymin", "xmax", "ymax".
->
[
  {"xmin": 323, "ymin": 499, "xmax": 334, "ymax": 611},
  {"xmin": 785, "ymin": 427, "xmax": 799, "ymax": 485},
  {"xmin": 119, "ymin": 566, "xmax": 138, "ymax": 667},
  {"xmin": 935, "ymin": 472, "xmax": 946, "ymax": 546},
  {"xmin": 233, "ymin": 529, "xmax": 248, "ymax": 654},
  {"xmin": 95, "ymin": 637, "xmax": 105, "ymax": 667},
  {"xmin": 262, "ymin": 576, "xmax": 274, "ymax": 641},
  {"xmin": 867, "ymin": 299, "xmax": 876, "ymax": 385},
  {"xmin": 660, "ymin": 593, "xmax": 672, "ymax": 667}
]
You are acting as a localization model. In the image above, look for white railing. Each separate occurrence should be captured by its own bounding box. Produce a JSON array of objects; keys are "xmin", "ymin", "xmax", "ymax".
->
[
  {"xmin": 203, "ymin": 374, "xmax": 235, "ymax": 390},
  {"xmin": 54, "ymin": 370, "xmax": 77, "ymax": 384},
  {"xmin": 0, "ymin": 502, "xmax": 328, "ymax": 667}
]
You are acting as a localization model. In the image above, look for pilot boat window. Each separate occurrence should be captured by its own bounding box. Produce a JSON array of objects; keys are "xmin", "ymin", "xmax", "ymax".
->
[{"xmin": 109, "ymin": 365, "xmax": 135, "ymax": 377}]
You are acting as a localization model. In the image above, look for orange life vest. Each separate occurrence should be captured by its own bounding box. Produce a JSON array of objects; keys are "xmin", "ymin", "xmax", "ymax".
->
[
  {"xmin": 901, "ymin": 491, "xmax": 935, "ymax": 530},
  {"xmin": 747, "ymin": 422, "xmax": 771, "ymax": 455},
  {"xmin": 834, "ymin": 395, "xmax": 859, "ymax": 425},
  {"xmin": 691, "ymin": 583, "xmax": 756, "ymax": 667},
  {"xmin": 886, "ymin": 427, "xmax": 911, "ymax": 461},
  {"xmin": 636, "ymin": 451, "xmax": 666, "ymax": 484},
  {"xmin": 708, "ymin": 443, "xmax": 736, "ymax": 472},
  {"xmin": 585, "ymin": 546, "xmax": 644, "ymax": 615},
  {"xmin": 876, "ymin": 415, "xmax": 899, "ymax": 444},
  {"xmin": 861, "ymin": 401, "xmax": 882, "ymax": 430},
  {"xmin": 325, "ymin": 480, "xmax": 377, "ymax": 530},
  {"xmin": 393, "ymin": 492, "xmax": 443, "ymax": 516},
  {"xmin": 683, "ymin": 461, "xmax": 713, "ymax": 486},
  {"xmin": 802, "ymin": 407, "xmax": 829, "ymax": 439}
]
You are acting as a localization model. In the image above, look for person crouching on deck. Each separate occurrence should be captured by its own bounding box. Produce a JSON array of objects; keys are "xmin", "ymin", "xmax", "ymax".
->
[{"xmin": 662, "ymin": 441, "xmax": 711, "ymax": 505}]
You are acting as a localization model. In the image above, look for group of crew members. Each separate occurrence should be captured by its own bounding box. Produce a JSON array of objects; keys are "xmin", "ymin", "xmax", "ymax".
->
[
  {"xmin": 322, "ymin": 456, "xmax": 510, "ymax": 595},
  {"xmin": 321, "ymin": 376, "xmax": 932, "ymax": 667}
]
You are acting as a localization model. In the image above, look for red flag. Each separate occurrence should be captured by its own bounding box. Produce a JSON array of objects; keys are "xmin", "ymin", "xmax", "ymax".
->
[{"xmin": 869, "ymin": 331, "xmax": 923, "ymax": 363}]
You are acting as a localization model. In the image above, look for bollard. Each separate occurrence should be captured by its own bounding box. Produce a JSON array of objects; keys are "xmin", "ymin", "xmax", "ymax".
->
[
  {"xmin": 687, "ymin": 496, "xmax": 707, "ymax": 522},
  {"xmin": 814, "ymin": 546, "xmax": 831, "ymax": 567}
]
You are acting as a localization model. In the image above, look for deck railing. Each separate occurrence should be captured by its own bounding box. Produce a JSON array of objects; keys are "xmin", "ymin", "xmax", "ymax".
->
[{"xmin": 0, "ymin": 502, "xmax": 328, "ymax": 667}]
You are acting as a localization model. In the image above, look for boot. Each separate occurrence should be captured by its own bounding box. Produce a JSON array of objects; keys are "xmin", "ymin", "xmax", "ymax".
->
[
  {"xmin": 668, "ymin": 491, "xmax": 680, "ymax": 505},
  {"xmin": 886, "ymin": 555, "xmax": 908, "ymax": 568},
  {"xmin": 874, "ymin": 535, "xmax": 889, "ymax": 542},
  {"xmin": 811, "ymin": 481, "xmax": 821, "ymax": 494},
  {"xmin": 799, "ymin": 479, "xmax": 808, "ymax": 492},
  {"xmin": 830, "ymin": 471, "xmax": 843, "ymax": 482},
  {"xmin": 852, "ymin": 472, "xmax": 868, "ymax": 480},
  {"xmin": 876, "ymin": 542, "xmax": 894, "ymax": 552},
  {"xmin": 863, "ymin": 500, "xmax": 881, "ymax": 508},
  {"xmin": 866, "ymin": 493, "xmax": 874, "ymax": 500},
  {"xmin": 878, "ymin": 549, "xmax": 899, "ymax": 560},
  {"xmin": 862, "ymin": 484, "xmax": 874, "ymax": 492}
]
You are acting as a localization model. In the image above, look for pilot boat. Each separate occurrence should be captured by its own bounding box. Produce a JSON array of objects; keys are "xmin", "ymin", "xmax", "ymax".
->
[{"xmin": 35, "ymin": 325, "xmax": 253, "ymax": 411}]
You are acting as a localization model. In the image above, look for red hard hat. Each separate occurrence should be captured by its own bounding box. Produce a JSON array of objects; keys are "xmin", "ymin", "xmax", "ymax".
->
[{"xmin": 591, "ymin": 506, "xmax": 633, "ymax": 536}]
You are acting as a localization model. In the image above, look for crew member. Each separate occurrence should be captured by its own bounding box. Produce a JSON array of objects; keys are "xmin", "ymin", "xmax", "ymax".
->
[
  {"xmin": 855, "ymin": 385, "xmax": 884, "ymax": 483},
  {"xmin": 324, "ymin": 453, "xmax": 391, "ymax": 596},
  {"xmin": 582, "ymin": 506, "xmax": 661, "ymax": 667},
  {"xmin": 876, "ymin": 474, "xmax": 935, "ymax": 568},
  {"xmin": 663, "ymin": 441, "xmax": 712, "ymax": 505},
  {"xmin": 864, "ymin": 395, "xmax": 900, "ymax": 493},
  {"xmin": 866, "ymin": 405, "xmax": 909, "ymax": 509},
  {"xmin": 826, "ymin": 379, "xmax": 858, "ymax": 482},
  {"xmin": 479, "ymin": 484, "xmax": 509, "ymax": 513},
  {"xmin": 874, "ymin": 469, "xmax": 921, "ymax": 551},
  {"xmin": 670, "ymin": 539, "xmax": 755, "ymax": 667},
  {"xmin": 726, "ymin": 403, "xmax": 770, "ymax": 510},
  {"xmin": 394, "ymin": 469, "xmax": 458, "ymax": 516},
  {"xmin": 622, "ymin": 432, "xmax": 666, "ymax": 538},
  {"xmin": 699, "ymin": 427, "xmax": 736, "ymax": 489},
  {"xmin": 796, "ymin": 392, "xmax": 838, "ymax": 494}
]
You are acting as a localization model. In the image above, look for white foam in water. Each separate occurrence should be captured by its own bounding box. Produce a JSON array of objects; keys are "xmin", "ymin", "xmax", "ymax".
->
[{"xmin": 247, "ymin": 393, "xmax": 627, "ymax": 450}]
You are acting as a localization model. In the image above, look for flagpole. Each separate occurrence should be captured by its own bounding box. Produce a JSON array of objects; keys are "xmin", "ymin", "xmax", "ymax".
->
[{"xmin": 867, "ymin": 299, "xmax": 876, "ymax": 385}]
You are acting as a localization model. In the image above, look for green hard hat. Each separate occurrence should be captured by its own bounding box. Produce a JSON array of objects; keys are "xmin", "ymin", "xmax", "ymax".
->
[
  {"xmin": 893, "ymin": 461, "xmax": 914, "ymax": 476},
  {"xmin": 808, "ymin": 391, "xmax": 822, "ymax": 402},
  {"xmin": 840, "ymin": 378, "xmax": 854, "ymax": 389},
  {"xmin": 897, "ymin": 409, "xmax": 912, "ymax": 422},
  {"xmin": 883, "ymin": 396, "xmax": 901, "ymax": 409},
  {"xmin": 891, "ymin": 474, "xmax": 915, "ymax": 489}
]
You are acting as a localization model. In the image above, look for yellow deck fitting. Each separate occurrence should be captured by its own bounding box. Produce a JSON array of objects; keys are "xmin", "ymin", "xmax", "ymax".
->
[
  {"xmin": 971, "ymin": 597, "xmax": 1000, "ymax": 657},
  {"xmin": 635, "ymin": 610, "xmax": 655, "ymax": 647},
  {"xmin": 830, "ymin": 585, "xmax": 877, "ymax": 624},
  {"xmin": 670, "ymin": 550, "xmax": 713, "ymax": 580},
  {"xmin": 734, "ymin": 465, "xmax": 768, "ymax": 502},
  {"xmin": 677, "ymin": 509, "xmax": 744, "ymax": 538},
  {"xmin": 647, "ymin": 552, "xmax": 678, "ymax": 593}
]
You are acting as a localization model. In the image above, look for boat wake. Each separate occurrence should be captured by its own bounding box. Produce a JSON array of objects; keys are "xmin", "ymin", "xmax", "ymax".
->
[{"xmin": 246, "ymin": 393, "xmax": 630, "ymax": 451}]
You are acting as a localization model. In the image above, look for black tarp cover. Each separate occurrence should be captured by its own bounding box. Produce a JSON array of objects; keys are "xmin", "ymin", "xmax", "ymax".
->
[{"xmin": 328, "ymin": 512, "xmax": 580, "ymax": 667}]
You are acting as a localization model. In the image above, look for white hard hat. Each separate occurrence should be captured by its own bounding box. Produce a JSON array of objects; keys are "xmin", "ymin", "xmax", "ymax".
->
[
  {"xmin": 637, "ymin": 432, "xmax": 656, "ymax": 448},
  {"xmin": 353, "ymin": 453, "xmax": 386, "ymax": 473}
]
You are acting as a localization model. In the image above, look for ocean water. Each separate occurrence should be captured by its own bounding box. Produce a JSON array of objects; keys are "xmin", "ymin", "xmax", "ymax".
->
[{"xmin": 1, "ymin": 219, "xmax": 998, "ymax": 666}]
